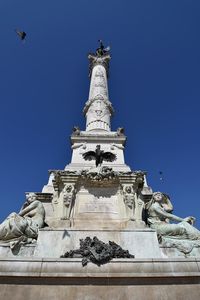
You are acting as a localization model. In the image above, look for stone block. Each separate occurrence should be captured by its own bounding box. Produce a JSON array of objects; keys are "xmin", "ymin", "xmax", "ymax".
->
[
  {"xmin": 34, "ymin": 228, "xmax": 162, "ymax": 258},
  {"xmin": 0, "ymin": 244, "xmax": 35, "ymax": 258}
]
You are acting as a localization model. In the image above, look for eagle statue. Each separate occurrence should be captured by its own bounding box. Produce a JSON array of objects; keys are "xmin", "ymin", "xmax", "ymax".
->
[{"xmin": 82, "ymin": 145, "xmax": 116, "ymax": 167}]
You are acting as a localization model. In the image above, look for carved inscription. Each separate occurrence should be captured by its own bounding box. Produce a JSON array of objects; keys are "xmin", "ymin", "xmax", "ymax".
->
[{"xmin": 79, "ymin": 198, "xmax": 118, "ymax": 214}]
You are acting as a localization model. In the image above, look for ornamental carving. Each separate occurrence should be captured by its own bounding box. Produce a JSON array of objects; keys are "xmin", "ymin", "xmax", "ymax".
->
[
  {"xmin": 123, "ymin": 185, "xmax": 135, "ymax": 209},
  {"xmin": 88, "ymin": 53, "xmax": 111, "ymax": 78},
  {"xmin": 83, "ymin": 96, "xmax": 114, "ymax": 116},
  {"xmin": 80, "ymin": 166, "xmax": 117, "ymax": 182},
  {"xmin": 62, "ymin": 184, "xmax": 76, "ymax": 220},
  {"xmin": 122, "ymin": 185, "xmax": 136, "ymax": 221}
]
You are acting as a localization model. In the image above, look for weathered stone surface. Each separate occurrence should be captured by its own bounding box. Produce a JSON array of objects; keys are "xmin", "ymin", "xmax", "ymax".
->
[
  {"xmin": 1, "ymin": 284, "xmax": 200, "ymax": 300},
  {"xmin": 0, "ymin": 258, "xmax": 200, "ymax": 300},
  {"xmin": 0, "ymin": 257, "xmax": 199, "ymax": 277},
  {"xmin": 146, "ymin": 192, "xmax": 200, "ymax": 256},
  {"xmin": 33, "ymin": 228, "xmax": 162, "ymax": 258},
  {"xmin": 0, "ymin": 193, "xmax": 45, "ymax": 250},
  {"xmin": 0, "ymin": 244, "xmax": 35, "ymax": 257},
  {"xmin": 160, "ymin": 246, "xmax": 200, "ymax": 258}
]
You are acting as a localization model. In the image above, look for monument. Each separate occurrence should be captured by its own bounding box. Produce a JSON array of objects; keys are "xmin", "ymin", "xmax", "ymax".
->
[{"xmin": 0, "ymin": 42, "xmax": 200, "ymax": 299}]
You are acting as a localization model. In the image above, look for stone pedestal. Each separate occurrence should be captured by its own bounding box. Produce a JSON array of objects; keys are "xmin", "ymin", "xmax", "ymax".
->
[
  {"xmin": 33, "ymin": 228, "xmax": 162, "ymax": 259},
  {"xmin": 0, "ymin": 257, "xmax": 200, "ymax": 300}
]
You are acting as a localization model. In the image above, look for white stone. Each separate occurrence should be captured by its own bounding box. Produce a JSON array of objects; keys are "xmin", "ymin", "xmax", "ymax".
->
[{"xmin": 34, "ymin": 228, "xmax": 162, "ymax": 259}]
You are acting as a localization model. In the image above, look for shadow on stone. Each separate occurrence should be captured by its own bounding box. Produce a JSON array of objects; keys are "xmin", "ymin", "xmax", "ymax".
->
[{"xmin": 62, "ymin": 230, "xmax": 70, "ymax": 239}]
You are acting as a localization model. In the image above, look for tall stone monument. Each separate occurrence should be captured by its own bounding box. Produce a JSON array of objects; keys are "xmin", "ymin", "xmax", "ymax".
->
[{"xmin": 0, "ymin": 42, "xmax": 200, "ymax": 299}]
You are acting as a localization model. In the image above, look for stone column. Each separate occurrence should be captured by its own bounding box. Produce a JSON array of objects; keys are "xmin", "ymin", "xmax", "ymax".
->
[{"xmin": 83, "ymin": 53, "xmax": 114, "ymax": 132}]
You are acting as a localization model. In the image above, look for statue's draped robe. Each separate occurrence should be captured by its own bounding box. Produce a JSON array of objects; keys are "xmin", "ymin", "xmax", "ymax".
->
[
  {"xmin": 0, "ymin": 201, "xmax": 45, "ymax": 249},
  {"xmin": 147, "ymin": 202, "xmax": 200, "ymax": 254}
]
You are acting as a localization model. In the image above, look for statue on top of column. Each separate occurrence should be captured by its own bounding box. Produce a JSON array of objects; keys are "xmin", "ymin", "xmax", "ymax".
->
[
  {"xmin": 96, "ymin": 40, "xmax": 110, "ymax": 57},
  {"xmin": 88, "ymin": 40, "xmax": 111, "ymax": 77}
]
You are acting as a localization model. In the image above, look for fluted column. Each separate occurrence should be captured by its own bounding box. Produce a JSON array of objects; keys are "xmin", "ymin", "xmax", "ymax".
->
[{"xmin": 83, "ymin": 53, "xmax": 114, "ymax": 132}]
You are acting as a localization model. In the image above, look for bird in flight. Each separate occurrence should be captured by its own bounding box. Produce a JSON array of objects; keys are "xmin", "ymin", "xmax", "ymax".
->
[
  {"xmin": 159, "ymin": 171, "xmax": 163, "ymax": 181},
  {"xmin": 15, "ymin": 29, "xmax": 27, "ymax": 41},
  {"xmin": 82, "ymin": 145, "xmax": 116, "ymax": 167}
]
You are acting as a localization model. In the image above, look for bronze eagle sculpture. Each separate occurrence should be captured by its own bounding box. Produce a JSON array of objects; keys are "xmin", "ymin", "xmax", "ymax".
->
[{"xmin": 82, "ymin": 145, "xmax": 116, "ymax": 167}]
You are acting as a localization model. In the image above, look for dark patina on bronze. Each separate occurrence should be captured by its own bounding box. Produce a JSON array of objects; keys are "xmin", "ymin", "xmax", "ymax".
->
[{"xmin": 61, "ymin": 236, "xmax": 134, "ymax": 266}]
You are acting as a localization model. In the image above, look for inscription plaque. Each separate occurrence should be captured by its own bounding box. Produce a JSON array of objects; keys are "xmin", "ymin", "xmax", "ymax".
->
[{"xmin": 79, "ymin": 198, "xmax": 118, "ymax": 214}]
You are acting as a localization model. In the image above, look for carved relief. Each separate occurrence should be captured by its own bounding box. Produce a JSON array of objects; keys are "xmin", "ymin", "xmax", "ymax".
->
[
  {"xmin": 88, "ymin": 53, "xmax": 110, "ymax": 78},
  {"xmin": 80, "ymin": 166, "xmax": 117, "ymax": 182},
  {"xmin": 93, "ymin": 69, "xmax": 107, "ymax": 96},
  {"xmin": 83, "ymin": 96, "xmax": 114, "ymax": 116},
  {"xmin": 52, "ymin": 191, "xmax": 59, "ymax": 205},
  {"xmin": 87, "ymin": 101, "xmax": 110, "ymax": 123},
  {"xmin": 117, "ymin": 127, "xmax": 125, "ymax": 136},
  {"xmin": 95, "ymin": 69, "xmax": 104, "ymax": 77},
  {"xmin": 122, "ymin": 185, "xmax": 136, "ymax": 221},
  {"xmin": 61, "ymin": 184, "xmax": 76, "ymax": 220},
  {"xmin": 72, "ymin": 126, "xmax": 80, "ymax": 136},
  {"xmin": 134, "ymin": 196, "xmax": 145, "ymax": 223}
]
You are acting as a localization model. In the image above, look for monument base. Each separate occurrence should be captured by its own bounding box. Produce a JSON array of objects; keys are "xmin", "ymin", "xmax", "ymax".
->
[
  {"xmin": 34, "ymin": 228, "xmax": 162, "ymax": 258},
  {"xmin": 0, "ymin": 257, "xmax": 200, "ymax": 300}
]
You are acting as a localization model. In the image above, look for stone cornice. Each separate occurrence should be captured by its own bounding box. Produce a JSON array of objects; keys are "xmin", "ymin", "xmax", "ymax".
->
[
  {"xmin": 48, "ymin": 168, "xmax": 146, "ymax": 189},
  {"xmin": 0, "ymin": 257, "xmax": 199, "ymax": 281},
  {"xmin": 25, "ymin": 192, "xmax": 53, "ymax": 202},
  {"xmin": 70, "ymin": 133, "xmax": 127, "ymax": 145}
]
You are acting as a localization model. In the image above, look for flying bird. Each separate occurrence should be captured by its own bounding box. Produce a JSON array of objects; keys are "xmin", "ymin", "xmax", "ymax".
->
[
  {"xmin": 159, "ymin": 171, "xmax": 163, "ymax": 181},
  {"xmin": 15, "ymin": 29, "xmax": 26, "ymax": 40},
  {"xmin": 82, "ymin": 145, "xmax": 116, "ymax": 167}
]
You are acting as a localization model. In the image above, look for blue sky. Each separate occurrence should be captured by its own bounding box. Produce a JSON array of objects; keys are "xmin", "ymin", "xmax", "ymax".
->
[{"xmin": 0, "ymin": 0, "xmax": 200, "ymax": 227}]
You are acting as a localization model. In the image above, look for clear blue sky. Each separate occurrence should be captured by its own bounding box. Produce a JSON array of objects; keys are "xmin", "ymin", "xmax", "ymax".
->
[{"xmin": 1, "ymin": 0, "xmax": 200, "ymax": 227}]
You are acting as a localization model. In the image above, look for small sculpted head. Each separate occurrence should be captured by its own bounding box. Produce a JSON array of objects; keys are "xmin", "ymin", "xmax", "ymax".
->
[
  {"xmin": 152, "ymin": 192, "xmax": 163, "ymax": 202},
  {"xmin": 26, "ymin": 193, "xmax": 37, "ymax": 203},
  {"xmin": 151, "ymin": 192, "xmax": 173, "ymax": 212},
  {"xmin": 125, "ymin": 186, "xmax": 132, "ymax": 194}
]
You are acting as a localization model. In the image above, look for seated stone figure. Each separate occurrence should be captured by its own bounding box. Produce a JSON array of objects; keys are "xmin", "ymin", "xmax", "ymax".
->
[
  {"xmin": 0, "ymin": 193, "xmax": 45, "ymax": 249},
  {"xmin": 146, "ymin": 192, "xmax": 200, "ymax": 255}
]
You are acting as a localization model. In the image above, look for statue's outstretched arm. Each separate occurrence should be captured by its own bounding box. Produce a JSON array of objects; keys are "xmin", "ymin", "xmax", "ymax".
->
[{"xmin": 154, "ymin": 205, "xmax": 184, "ymax": 222}]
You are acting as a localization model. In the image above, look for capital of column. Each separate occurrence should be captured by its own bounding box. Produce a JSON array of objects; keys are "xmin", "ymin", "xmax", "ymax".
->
[{"xmin": 88, "ymin": 53, "xmax": 111, "ymax": 78}]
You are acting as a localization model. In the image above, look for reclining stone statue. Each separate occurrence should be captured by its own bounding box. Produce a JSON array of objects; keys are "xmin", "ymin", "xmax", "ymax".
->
[
  {"xmin": 146, "ymin": 192, "xmax": 200, "ymax": 255},
  {"xmin": 0, "ymin": 193, "xmax": 45, "ymax": 249}
]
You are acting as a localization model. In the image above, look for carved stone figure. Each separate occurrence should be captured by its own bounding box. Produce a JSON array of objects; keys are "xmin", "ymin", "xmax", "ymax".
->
[
  {"xmin": 72, "ymin": 126, "xmax": 80, "ymax": 136},
  {"xmin": 123, "ymin": 185, "xmax": 135, "ymax": 221},
  {"xmin": 62, "ymin": 185, "xmax": 75, "ymax": 220},
  {"xmin": 0, "ymin": 193, "xmax": 45, "ymax": 249},
  {"xmin": 146, "ymin": 192, "xmax": 200, "ymax": 255},
  {"xmin": 117, "ymin": 127, "xmax": 125, "ymax": 136}
]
